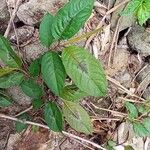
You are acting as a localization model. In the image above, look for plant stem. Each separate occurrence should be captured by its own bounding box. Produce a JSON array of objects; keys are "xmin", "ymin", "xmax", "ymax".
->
[{"xmin": 63, "ymin": 27, "xmax": 103, "ymax": 46}]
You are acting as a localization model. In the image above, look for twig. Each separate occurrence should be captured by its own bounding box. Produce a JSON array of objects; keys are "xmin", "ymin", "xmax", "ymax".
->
[
  {"xmin": 0, "ymin": 113, "xmax": 106, "ymax": 150},
  {"xmin": 4, "ymin": 0, "xmax": 22, "ymax": 37},
  {"xmin": 107, "ymin": 75, "xmax": 145, "ymax": 101},
  {"xmin": 15, "ymin": 106, "xmax": 33, "ymax": 117},
  {"xmin": 90, "ymin": 102, "xmax": 127, "ymax": 117},
  {"xmin": 108, "ymin": 17, "xmax": 121, "ymax": 66}
]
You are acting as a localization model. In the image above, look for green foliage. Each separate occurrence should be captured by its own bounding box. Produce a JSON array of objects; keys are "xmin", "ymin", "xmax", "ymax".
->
[
  {"xmin": 105, "ymin": 140, "xmax": 116, "ymax": 150},
  {"xmin": 0, "ymin": 67, "xmax": 18, "ymax": 77},
  {"xmin": 125, "ymin": 101, "xmax": 150, "ymax": 137},
  {"xmin": 28, "ymin": 58, "xmax": 41, "ymax": 77},
  {"xmin": 62, "ymin": 46, "xmax": 107, "ymax": 97},
  {"xmin": 52, "ymin": 0, "xmax": 94, "ymax": 40},
  {"xmin": 41, "ymin": 51, "xmax": 66, "ymax": 96},
  {"xmin": 15, "ymin": 113, "xmax": 30, "ymax": 133},
  {"xmin": 63, "ymin": 100, "xmax": 93, "ymax": 134},
  {"xmin": 32, "ymin": 99, "xmax": 43, "ymax": 109},
  {"xmin": 0, "ymin": 35, "xmax": 22, "ymax": 67},
  {"xmin": 21, "ymin": 79, "xmax": 43, "ymax": 99},
  {"xmin": 125, "ymin": 102, "xmax": 138, "ymax": 119},
  {"xmin": 44, "ymin": 102, "xmax": 63, "ymax": 132},
  {"xmin": 0, "ymin": 95, "xmax": 12, "ymax": 107},
  {"xmin": 122, "ymin": 0, "xmax": 150, "ymax": 25},
  {"xmin": 0, "ymin": 72, "xmax": 24, "ymax": 88},
  {"xmin": 60, "ymin": 85, "xmax": 87, "ymax": 102},
  {"xmin": 0, "ymin": 0, "xmax": 108, "ymax": 135},
  {"xmin": 39, "ymin": 13, "xmax": 54, "ymax": 47}
]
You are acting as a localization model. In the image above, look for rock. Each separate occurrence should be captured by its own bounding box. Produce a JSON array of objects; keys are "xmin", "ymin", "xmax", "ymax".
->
[
  {"xmin": 136, "ymin": 64, "xmax": 150, "ymax": 99},
  {"xmin": 6, "ymin": 86, "xmax": 31, "ymax": 106},
  {"xmin": 111, "ymin": 0, "xmax": 136, "ymax": 32},
  {"xmin": 143, "ymin": 86, "xmax": 150, "ymax": 100},
  {"xmin": 9, "ymin": 25, "xmax": 35, "ymax": 44},
  {"xmin": 22, "ymin": 40, "xmax": 48, "ymax": 61},
  {"xmin": 17, "ymin": 0, "xmax": 68, "ymax": 25},
  {"xmin": 0, "ymin": 0, "xmax": 10, "ymax": 34},
  {"xmin": 127, "ymin": 25, "xmax": 150, "ymax": 57}
]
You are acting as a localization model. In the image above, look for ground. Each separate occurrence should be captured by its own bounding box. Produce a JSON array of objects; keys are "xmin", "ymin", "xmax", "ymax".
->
[{"xmin": 0, "ymin": 0, "xmax": 150, "ymax": 150}]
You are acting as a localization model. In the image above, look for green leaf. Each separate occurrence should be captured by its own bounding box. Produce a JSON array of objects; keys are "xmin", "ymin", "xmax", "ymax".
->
[
  {"xmin": 62, "ymin": 46, "xmax": 107, "ymax": 97},
  {"xmin": 28, "ymin": 59, "xmax": 40, "ymax": 77},
  {"xmin": 63, "ymin": 100, "xmax": 93, "ymax": 134},
  {"xmin": 41, "ymin": 52, "xmax": 66, "ymax": 96},
  {"xmin": 125, "ymin": 102, "xmax": 138, "ymax": 119},
  {"xmin": 15, "ymin": 113, "xmax": 30, "ymax": 133},
  {"xmin": 138, "ymin": 104, "xmax": 148, "ymax": 114},
  {"xmin": 0, "ymin": 95, "xmax": 12, "ymax": 107},
  {"xmin": 143, "ymin": 118, "xmax": 150, "ymax": 134},
  {"xmin": 32, "ymin": 99, "xmax": 43, "ymax": 109},
  {"xmin": 60, "ymin": 85, "xmax": 87, "ymax": 102},
  {"xmin": 0, "ymin": 35, "xmax": 22, "ymax": 67},
  {"xmin": 52, "ymin": 0, "xmax": 94, "ymax": 40},
  {"xmin": 133, "ymin": 122, "xmax": 149, "ymax": 137},
  {"xmin": 39, "ymin": 13, "xmax": 54, "ymax": 47},
  {"xmin": 137, "ymin": 3, "xmax": 150, "ymax": 25},
  {"xmin": 0, "ymin": 67, "xmax": 18, "ymax": 77},
  {"xmin": 0, "ymin": 72, "xmax": 24, "ymax": 88},
  {"xmin": 44, "ymin": 102, "xmax": 63, "ymax": 132},
  {"xmin": 121, "ymin": 0, "xmax": 141, "ymax": 16},
  {"xmin": 125, "ymin": 145, "xmax": 134, "ymax": 150},
  {"xmin": 21, "ymin": 79, "xmax": 43, "ymax": 99}
]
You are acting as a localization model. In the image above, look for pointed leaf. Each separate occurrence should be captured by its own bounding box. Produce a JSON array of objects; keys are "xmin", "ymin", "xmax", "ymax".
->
[
  {"xmin": 125, "ymin": 102, "xmax": 138, "ymax": 119},
  {"xmin": 0, "ymin": 95, "xmax": 12, "ymax": 107},
  {"xmin": 28, "ymin": 59, "xmax": 40, "ymax": 77},
  {"xmin": 21, "ymin": 79, "xmax": 43, "ymax": 99},
  {"xmin": 0, "ymin": 35, "xmax": 22, "ymax": 67},
  {"xmin": 0, "ymin": 67, "xmax": 18, "ymax": 77},
  {"xmin": 133, "ymin": 122, "xmax": 149, "ymax": 137},
  {"xmin": 44, "ymin": 102, "xmax": 63, "ymax": 132},
  {"xmin": 0, "ymin": 72, "xmax": 24, "ymax": 88},
  {"xmin": 52, "ymin": 0, "xmax": 94, "ymax": 40},
  {"xmin": 15, "ymin": 113, "xmax": 30, "ymax": 133},
  {"xmin": 63, "ymin": 100, "xmax": 93, "ymax": 134},
  {"xmin": 41, "ymin": 52, "xmax": 66, "ymax": 96},
  {"xmin": 39, "ymin": 13, "xmax": 54, "ymax": 47},
  {"xmin": 62, "ymin": 46, "xmax": 107, "ymax": 97},
  {"xmin": 32, "ymin": 99, "xmax": 43, "ymax": 109},
  {"xmin": 60, "ymin": 85, "xmax": 87, "ymax": 102},
  {"xmin": 143, "ymin": 118, "xmax": 150, "ymax": 134}
]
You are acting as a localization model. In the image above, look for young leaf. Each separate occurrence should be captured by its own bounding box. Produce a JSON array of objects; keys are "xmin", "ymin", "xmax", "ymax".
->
[
  {"xmin": 121, "ymin": 0, "xmax": 141, "ymax": 16},
  {"xmin": 32, "ymin": 99, "xmax": 43, "ymax": 109},
  {"xmin": 63, "ymin": 100, "xmax": 93, "ymax": 134},
  {"xmin": 125, "ymin": 145, "xmax": 134, "ymax": 150},
  {"xmin": 39, "ymin": 13, "xmax": 54, "ymax": 47},
  {"xmin": 137, "ymin": 3, "xmax": 150, "ymax": 25},
  {"xmin": 15, "ymin": 113, "xmax": 30, "ymax": 133},
  {"xmin": 0, "ymin": 72, "xmax": 24, "ymax": 88},
  {"xmin": 62, "ymin": 46, "xmax": 107, "ymax": 97},
  {"xmin": 0, "ymin": 95, "xmax": 12, "ymax": 107},
  {"xmin": 21, "ymin": 79, "xmax": 43, "ymax": 99},
  {"xmin": 41, "ymin": 52, "xmax": 66, "ymax": 96},
  {"xmin": 143, "ymin": 118, "xmax": 150, "ymax": 134},
  {"xmin": 133, "ymin": 122, "xmax": 149, "ymax": 137},
  {"xmin": 60, "ymin": 85, "xmax": 87, "ymax": 102},
  {"xmin": 52, "ymin": 0, "xmax": 94, "ymax": 40},
  {"xmin": 125, "ymin": 102, "xmax": 138, "ymax": 119},
  {"xmin": 44, "ymin": 102, "xmax": 63, "ymax": 132},
  {"xmin": 28, "ymin": 59, "xmax": 40, "ymax": 77},
  {"xmin": 0, "ymin": 35, "xmax": 22, "ymax": 67},
  {"xmin": 0, "ymin": 67, "xmax": 18, "ymax": 77}
]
